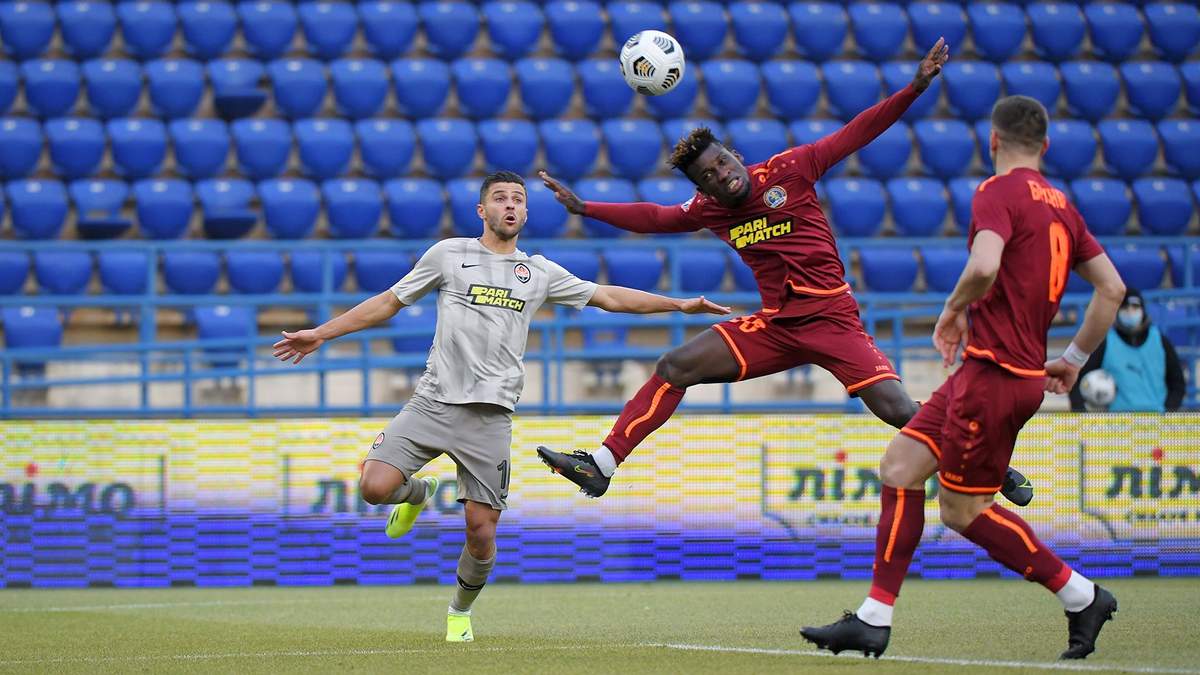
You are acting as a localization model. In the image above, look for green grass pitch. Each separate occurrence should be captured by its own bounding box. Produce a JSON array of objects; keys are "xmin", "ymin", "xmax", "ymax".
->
[{"xmin": 1, "ymin": 578, "xmax": 1196, "ymax": 674}]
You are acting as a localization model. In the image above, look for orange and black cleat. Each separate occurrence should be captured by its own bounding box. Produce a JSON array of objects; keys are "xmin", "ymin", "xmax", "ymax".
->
[{"xmin": 536, "ymin": 446, "xmax": 610, "ymax": 498}]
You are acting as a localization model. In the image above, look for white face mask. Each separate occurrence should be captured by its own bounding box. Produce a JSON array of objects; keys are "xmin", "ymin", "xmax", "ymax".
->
[{"xmin": 1117, "ymin": 307, "xmax": 1144, "ymax": 330}]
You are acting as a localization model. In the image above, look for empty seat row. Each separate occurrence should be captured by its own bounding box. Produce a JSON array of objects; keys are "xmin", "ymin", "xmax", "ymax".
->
[{"xmin": 3, "ymin": 1, "xmax": 1197, "ymax": 65}]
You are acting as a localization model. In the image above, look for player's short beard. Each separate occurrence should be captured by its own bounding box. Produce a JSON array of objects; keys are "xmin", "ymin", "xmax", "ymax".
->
[{"xmin": 486, "ymin": 214, "xmax": 523, "ymax": 241}]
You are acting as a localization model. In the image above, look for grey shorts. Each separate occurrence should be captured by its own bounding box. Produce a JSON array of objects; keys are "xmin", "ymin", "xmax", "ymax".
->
[{"xmin": 366, "ymin": 394, "xmax": 512, "ymax": 510}]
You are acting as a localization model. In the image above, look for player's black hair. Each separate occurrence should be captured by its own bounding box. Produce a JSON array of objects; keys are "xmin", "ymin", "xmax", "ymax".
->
[
  {"xmin": 479, "ymin": 171, "xmax": 526, "ymax": 202},
  {"xmin": 991, "ymin": 95, "xmax": 1048, "ymax": 154},
  {"xmin": 669, "ymin": 126, "xmax": 720, "ymax": 173}
]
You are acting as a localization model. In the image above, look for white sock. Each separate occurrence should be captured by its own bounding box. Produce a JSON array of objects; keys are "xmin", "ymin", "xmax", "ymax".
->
[
  {"xmin": 592, "ymin": 446, "xmax": 617, "ymax": 478},
  {"xmin": 1055, "ymin": 570, "xmax": 1095, "ymax": 612},
  {"xmin": 448, "ymin": 605, "xmax": 471, "ymax": 616},
  {"xmin": 856, "ymin": 597, "xmax": 893, "ymax": 627}
]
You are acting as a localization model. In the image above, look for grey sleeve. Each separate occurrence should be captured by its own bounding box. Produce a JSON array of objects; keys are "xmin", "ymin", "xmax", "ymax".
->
[
  {"xmin": 390, "ymin": 242, "xmax": 447, "ymax": 305},
  {"xmin": 544, "ymin": 259, "xmax": 598, "ymax": 309}
]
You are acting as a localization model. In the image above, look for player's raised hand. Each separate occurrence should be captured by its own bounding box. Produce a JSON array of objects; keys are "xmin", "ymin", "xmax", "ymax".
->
[
  {"xmin": 272, "ymin": 329, "xmax": 325, "ymax": 365},
  {"xmin": 932, "ymin": 306, "xmax": 967, "ymax": 367},
  {"xmin": 912, "ymin": 37, "xmax": 950, "ymax": 93},
  {"xmin": 1043, "ymin": 357, "xmax": 1081, "ymax": 395},
  {"xmin": 538, "ymin": 170, "xmax": 585, "ymax": 215},
  {"xmin": 679, "ymin": 296, "xmax": 732, "ymax": 315}
]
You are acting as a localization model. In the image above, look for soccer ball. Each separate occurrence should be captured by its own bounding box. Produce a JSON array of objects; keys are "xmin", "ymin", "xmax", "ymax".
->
[
  {"xmin": 1080, "ymin": 369, "xmax": 1117, "ymax": 410},
  {"xmin": 619, "ymin": 30, "xmax": 686, "ymax": 96}
]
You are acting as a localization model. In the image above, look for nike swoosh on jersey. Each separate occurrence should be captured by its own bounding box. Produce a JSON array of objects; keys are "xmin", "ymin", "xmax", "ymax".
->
[{"xmin": 461, "ymin": 263, "xmax": 482, "ymax": 268}]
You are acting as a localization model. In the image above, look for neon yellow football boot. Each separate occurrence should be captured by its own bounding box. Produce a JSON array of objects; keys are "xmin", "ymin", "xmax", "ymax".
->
[
  {"xmin": 446, "ymin": 611, "xmax": 473, "ymax": 642},
  {"xmin": 384, "ymin": 477, "xmax": 438, "ymax": 539}
]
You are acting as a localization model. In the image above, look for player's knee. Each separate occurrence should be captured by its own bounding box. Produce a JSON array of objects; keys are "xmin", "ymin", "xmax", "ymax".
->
[
  {"xmin": 938, "ymin": 499, "xmax": 976, "ymax": 532},
  {"xmin": 879, "ymin": 398, "xmax": 918, "ymax": 429},
  {"xmin": 358, "ymin": 475, "xmax": 395, "ymax": 505},
  {"xmin": 654, "ymin": 352, "xmax": 696, "ymax": 388},
  {"xmin": 465, "ymin": 520, "xmax": 496, "ymax": 555}
]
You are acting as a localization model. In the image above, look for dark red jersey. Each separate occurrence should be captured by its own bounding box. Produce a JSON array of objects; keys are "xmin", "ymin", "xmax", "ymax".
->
[
  {"xmin": 964, "ymin": 168, "xmax": 1104, "ymax": 377},
  {"xmin": 583, "ymin": 84, "xmax": 922, "ymax": 317}
]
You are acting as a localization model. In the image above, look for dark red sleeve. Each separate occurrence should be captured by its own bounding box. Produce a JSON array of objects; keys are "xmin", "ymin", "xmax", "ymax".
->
[
  {"xmin": 792, "ymin": 83, "xmax": 921, "ymax": 182},
  {"xmin": 582, "ymin": 200, "xmax": 703, "ymax": 234},
  {"xmin": 970, "ymin": 178, "xmax": 1014, "ymax": 243}
]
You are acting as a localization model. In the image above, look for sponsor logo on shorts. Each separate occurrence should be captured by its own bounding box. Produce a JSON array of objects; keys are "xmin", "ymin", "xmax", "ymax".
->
[
  {"xmin": 513, "ymin": 263, "xmax": 531, "ymax": 284},
  {"xmin": 372, "ymin": 432, "xmax": 385, "ymax": 449},
  {"xmin": 729, "ymin": 215, "xmax": 793, "ymax": 250},
  {"xmin": 764, "ymin": 186, "xmax": 787, "ymax": 208},
  {"xmin": 468, "ymin": 284, "xmax": 526, "ymax": 312}
]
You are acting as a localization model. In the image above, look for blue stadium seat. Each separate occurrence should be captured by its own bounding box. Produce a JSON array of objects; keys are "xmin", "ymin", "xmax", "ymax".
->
[
  {"xmin": 663, "ymin": 117, "xmax": 726, "ymax": 148},
  {"xmin": 0, "ymin": 251, "xmax": 29, "ymax": 294},
  {"xmin": 1183, "ymin": 62, "xmax": 1200, "ymax": 114},
  {"xmin": 21, "ymin": 60, "xmax": 82, "ymax": 118},
  {"xmin": 974, "ymin": 119, "xmax": 994, "ymax": 173},
  {"xmin": 882, "ymin": 61, "xmax": 941, "ymax": 121},
  {"xmin": 1144, "ymin": 2, "xmax": 1200, "ymax": 62},
  {"xmin": 968, "ymin": 2, "xmax": 1025, "ymax": 63},
  {"xmin": 1070, "ymin": 178, "xmax": 1130, "ymax": 236},
  {"xmin": 392, "ymin": 59, "xmax": 452, "ymax": 119},
  {"xmin": 390, "ymin": 303, "xmax": 437, "ymax": 356},
  {"xmin": 207, "ymin": 58, "xmax": 268, "ymax": 120},
  {"xmin": 485, "ymin": 1, "xmax": 544, "ymax": 61},
  {"xmin": 540, "ymin": 119, "xmax": 599, "ymax": 181},
  {"xmin": 603, "ymin": 119, "xmax": 663, "ymax": 180},
  {"xmin": 57, "ymin": 1, "xmax": 116, "ymax": 59},
  {"xmin": 446, "ymin": 176, "xmax": 483, "ymax": 236},
  {"xmin": 195, "ymin": 305, "xmax": 255, "ymax": 370},
  {"xmin": 888, "ymin": 177, "xmax": 947, "ymax": 236},
  {"xmin": 44, "ymin": 118, "xmax": 104, "ymax": 180},
  {"xmin": 515, "ymin": 58, "xmax": 574, "ymax": 120},
  {"xmin": 726, "ymin": 118, "xmax": 788, "ymax": 165},
  {"xmin": 539, "ymin": 247, "xmax": 600, "ymax": 281},
  {"xmin": 237, "ymin": 0, "xmax": 297, "ymax": 60},
  {"xmin": 822, "ymin": 60, "xmax": 881, "ymax": 120},
  {"xmin": 790, "ymin": 119, "xmax": 846, "ymax": 177},
  {"xmin": 608, "ymin": 1, "xmax": 666, "ymax": 44},
  {"xmin": 356, "ymin": 118, "xmax": 416, "ymax": 178},
  {"xmin": 545, "ymin": 0, "xmax": 604, "ymax": 61},
  {"xmin": 145, "ymin": 59, "xmax": 204, "ymax": 120},
  {"xmin": 762, "ymin": 60, "xmax": 821, "ymax": 120},
  {"xmin": 133, "ymin": 179, "xmax": 193, "ymax": 239},
  {"xmin": 577, "ymin": 58, "xmax": 633, "ymax": 119},
  {"xmin": 7, "ymin": 179, "xmax": 68, "ymax": 239},
  {"xmin": 227, "ymin": 251, "xmax": 284, "ymax": 294},
  {"xmin": 1107, "ymin": 245, "xmax": 1166, "ymax": 290},
  {"xmin": 33, "ymin": 250, "xmax": 91, "ymax": 295},
  {"xmin": 670, "ymin": 1, "xmax": 727, "ymax": 61},
  {"xmin": 848, "ymin": 2, "xmax": 908, "ymax": 63},
  {"xmin": 942, "ymin": 61, "xmax": 1000, "ymax": 121},
  {"xmin": 790, "ymin": 2, "xmax": 849, "ymax": 63},
  {"xmin": 82, "ymin": 59, "xmax": 142, "ymax": 120},
  {"xmin": 1060, "ymin": 61, "xmax": 1120, "ymax": 122},
  {"xmin": 419, "ymin": 1, "xmax": 480, "ymax": 60},
  {"xmin": 1085, "ymin": 2, "xmax": 1143, "ymax": 63},
  {"xmin": 294, "ymin": 118, "xmax": 354, "ymax": 180},
  {"xmin": 169, "ymin": 119, "xmax": 229, "ymax": 179},
  {"xmin": 107, "ymin": 118, "xmax": 166, "ymax": 179},
  {"xmin": 2, "ymin": 307, "xmax": 63, "ymax": 375},
  {"xmin": 638, "ymin": 177, "xmax": 695, "ymax": 208},
  {"xmin": 97, "ymin": 250, "xmax": 147, "ymax": 295},
  {"xmin": 359, "ymin": 1, "xmax": 418, "ymax": 60},
  {"xmin": 1133, "ymin": 178, "xmax": 1194, "ymax": 236},
  {"xmin": 702, "ymin": 60, "xmax": 762, "ymax": 120},
  {"xmin": 0, "ymin": 118, "xmax": 42, "ymax": 179},
  {"xmin": 603, "ymin": 248, "xmax": 662, "ymax": 291},
  {"xmin": 259, "ymin": 178, "xmax": 320, "ymax": 239},
  {"xmin": 354, "ymin": 249, "xmax": 410, "ymax": 292},
  {"xmin": 920, "ymin": 246, "xmax": 968, "ymax": 293},
  {"xmin": 454, "ymin": 58, "xmax": 512, "ymax": 120},
  {"xmin": 178, "ymin": 1, "xmax": 237, "ymax": 60},
  {"xmin": 0, "ymin": 1, "xmax": 55, "ymax": 60},
  {"xmin": 908, "ymin": 2, "xmax": 967, "ymax": 56},
  {"xmin": 524, "ymin": 176, "xmax": 569, "ymax": 239},
  {"xmin": 1158, "ymin": 120, "xmax": 1200, "ymax": 180},
  {"xmin": 644, "ymin": 65, "xmax": 700, "ymax": 119},
  {"xmin": 727, "ymin": 248, "xmax": 756, "ymax": 291},
  {"xmin": 1001, "ymin": 61, "xmax": 1060, "ymax": 111},
  {"xmin": 1167, "ymin": 243, "xmax": 1200, "ymax": 287},
  {"xmin": 1121, "ymin": 61, "xmax": 1182, "ymax": 121},
  {"xmin": 576, "ymin": 178, "xmax": 637, "ymax": 238},
  {"xmin": 678, "ymin": 248, "xmax": 727, "ymax": 292},
  {"xmin": 857, "ymin": 123, "xmax": 912, "ymax": 180},
  {"xmin": 232, "ymin": 118, "xmax": 292, "ymax": 179},
  {"xmin": 416, "ymin": 118, "xmax": 478, "ymax": 179},
  {"xmin": 268, "ymin": 58, "xmax": 327, "ymax": 119},
  {"xmin": 291, "ymin": 250, "xmax": 348, "ymax": 292},
  {"xmin": 478, "ymin": 119, "xmax": 538, "ymax": 175},
  {"xmin": 1028, "ymin": 2, "xmax": 1086, "ymax": 62},
  {"xmin": 324, "ymin": 178, "xmax": 382, "ymax": 238},
  {"xmin": 576, "ymin": 305, "xmax": 628, "ymax": 385},
  {"xmin": 163, "ymin": 250, "xmax": 220, "ymax": 294},
  {"xmin": 0, "ymin": 62, "xmax": 16, "ymax": 115},
  {"xmin": 825, "ymin": 178, "xmax": 885, "ymax": 237},
  {"xmin": 299, "ymin": 1, "xmax": 358, "ymax": 60},
  {"xmin": 948, "ymin": 176, "xmax": 982, "ymax": 230},
  {"xmin": 859, "ymin": 246, "xmax": 917, "ymax": 292},
  {"xmin": 69, "ymin": 178, "xmax": 132, "ymax": 240},
  {"xmin": 1098, "ymin": 119, "xmax": 1159, "ymax": 181},
  {"xmin": 118, "ymin": 1, "xmax": 177, "ymax": 60},
  {"xmin": 913, "ymin": 119, "xmax": 974, "ymax": 180},
  {"xmin": 1043, "ymin": 120, "xmax": 1096, "ymax": 180},
  {"xmin": 196, "ymin": 178, "xmax": 257, "ymax": 239},
  {"xmin": 330, "ymin": 58, "xmax": 388, "ymax": 120},
  {"xmin": 730, "ymin": 1, "xmax": 788, "ymax": 62}
]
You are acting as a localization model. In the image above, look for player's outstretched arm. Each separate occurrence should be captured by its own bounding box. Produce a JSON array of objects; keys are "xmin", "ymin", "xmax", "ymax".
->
[
  {"xmin": 933, "ymin": 230, "xmax": 1005, "ymax": 366},
  {"xmin": 539, "ymin": 170, "xmax": 698, "ymax": 234},
  {"xmin": 273, "ymin": 290, "xmax": 404, "ymax": 364},
  {"xmin": 1044, "ymin": 253, "xmax": 1125, "ymax": 394},
  {"xmin": 587, "ymin": 285, "xmax": 731, "ymax": 315}
]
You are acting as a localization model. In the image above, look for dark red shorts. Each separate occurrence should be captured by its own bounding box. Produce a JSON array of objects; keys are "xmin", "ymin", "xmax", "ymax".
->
[
  {"xmin": 710, "ymin": 292, "xmax": 899, "ymax": 395},
  {"xmin": 900, "ymin": 357, "xmax": 1046, "ymax": 494}
]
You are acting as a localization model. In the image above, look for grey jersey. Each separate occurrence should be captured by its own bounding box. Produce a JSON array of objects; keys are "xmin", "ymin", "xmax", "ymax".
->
[{"xmin": 390, "ymin": 238, "xmax": 598, "ymax": 410}]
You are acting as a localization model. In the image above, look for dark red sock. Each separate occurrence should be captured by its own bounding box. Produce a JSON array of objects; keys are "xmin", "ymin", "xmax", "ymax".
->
[
  {"xmin": 961, "ymin": 503, "xmax": 1068, "ymax": 590},
  {"xmin": 601, "ymin": 374, "xmax": 685, "ymax": 463},
  {"xmin": 868, "ymin": 486, "xmax": 925, "ymax": 605}
]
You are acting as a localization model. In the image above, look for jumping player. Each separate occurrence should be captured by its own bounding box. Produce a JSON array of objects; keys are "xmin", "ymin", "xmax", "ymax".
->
[
  {"xmin": 800, "ymin": 96, "xmax": 1126, "ymax": 659},
  {"xmin": 536, "ymin": 38, "xmax": 1032, "ymax": 509},
  {"xmin": 272, "ymin": 171, "xmax": 729, "ymax": 642}
]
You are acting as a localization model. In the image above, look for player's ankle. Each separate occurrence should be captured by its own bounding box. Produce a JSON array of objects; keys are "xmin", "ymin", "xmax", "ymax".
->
[
  {"xmin": 592, "ymin": 446, "xmax": 617, "ymax": 477},
  {"xmin": 856, "ymin": 597, "xmax": 894, "ymax": 627}
]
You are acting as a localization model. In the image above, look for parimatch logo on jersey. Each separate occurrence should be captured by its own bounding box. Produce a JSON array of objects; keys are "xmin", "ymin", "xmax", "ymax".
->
[
  {"xmin": 468, "ymin": 284, "xmax": 526, "ymax": 312},
  {"xmin": 730, "ymin": 216, "xmax": 793, "ymax": 249}
]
